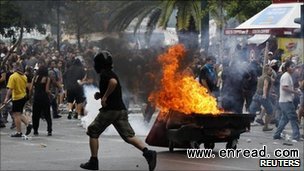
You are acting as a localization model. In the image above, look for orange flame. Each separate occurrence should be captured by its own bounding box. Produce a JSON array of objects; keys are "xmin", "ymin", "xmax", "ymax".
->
[{"xmin": 149, "ymin": 44, "xmax": 223, "ymax": 117}]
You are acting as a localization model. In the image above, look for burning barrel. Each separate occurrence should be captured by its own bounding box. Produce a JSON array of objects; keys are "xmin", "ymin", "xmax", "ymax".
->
[
  {"xmin": 146, "ymin": 111, "xmax": 255, "ymax": 152},
  {"xmin": 146, "ymin": 44, "xmax": 255, "ymax": 151}
]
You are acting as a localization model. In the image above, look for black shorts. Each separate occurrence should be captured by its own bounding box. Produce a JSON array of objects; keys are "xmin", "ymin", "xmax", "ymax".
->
[
  {"xmin": 12, "ymin": 97, "xmax": 27, "ymax": 113},
  {"xmin": 67, "ymin": 88, "xmax": 85, "ymax": 104}
]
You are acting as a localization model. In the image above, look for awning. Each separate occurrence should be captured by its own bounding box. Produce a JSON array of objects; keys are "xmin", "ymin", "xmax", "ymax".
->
[
  {"xmin": 225, "ymin": 2, "xmax": 302, "ymax": 36},
  {"xmin": 247, "ymin": 34, "xmax": 271, "ymax": 45}
]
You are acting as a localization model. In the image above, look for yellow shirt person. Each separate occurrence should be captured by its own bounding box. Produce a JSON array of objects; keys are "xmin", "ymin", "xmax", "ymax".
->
[
  {"xmin": 7, "ymin": 72, "xmax": 27, "ymax": 100},
  {"xmin": 4, "ymin": 62, "xmax": 32, "ymax": 138}
]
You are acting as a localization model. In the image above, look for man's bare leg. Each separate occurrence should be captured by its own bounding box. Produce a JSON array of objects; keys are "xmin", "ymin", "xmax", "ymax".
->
[
  {"xmin": 13, "ymin": 112, "xmax": 22, "ymax": 133},
  {"xmin": 89, "ymin": 138, "xmax": 99, "ymax": 157},
  {"xmin": 127, "ymin": 136, "xmax": 146, "ymax": 151},
  {"xmin": 80, "ymin": 137, "xmax": 99, "ymax": 170},
  {"xmin": 127, "ymin": 136, "xmax": 157, "ymax": 171}
]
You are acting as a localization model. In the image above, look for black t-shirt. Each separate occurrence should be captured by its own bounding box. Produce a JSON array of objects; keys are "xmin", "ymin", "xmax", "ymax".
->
[
  {"xmin": 99, "ymin": 70, "xmax": 126, "ymax": 110},
  {"xmin": 242, "ymin": 61, "xmax": 262, "ymax": 92},
  {"xmin": 63, "ymin": 65, "xmax": 86, "ymax": 90},
  {"xmin": 0, "ymin": 67, "xmax": 6, "ymax": 89},
  {"xmin": 86, "ymin": 68, "xmax": 98, "ymax": 86}
]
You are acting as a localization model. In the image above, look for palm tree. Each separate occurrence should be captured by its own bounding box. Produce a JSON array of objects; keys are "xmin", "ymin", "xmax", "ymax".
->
[
  {"xmin": 107, "ymin": 0, "xmax": 272, "ymax": 54},
  {"xmin": 107, "ymin": 0, "xmax": 203, "ymax": 51}
]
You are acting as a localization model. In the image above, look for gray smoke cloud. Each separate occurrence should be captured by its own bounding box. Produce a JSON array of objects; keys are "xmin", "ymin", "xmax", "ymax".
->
[{"xmin": 80, "ymin": 84, "xmax": 154, "ymax": 136}]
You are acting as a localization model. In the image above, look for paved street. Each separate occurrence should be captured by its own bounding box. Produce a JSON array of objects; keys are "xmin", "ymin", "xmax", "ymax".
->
[
  {"xmin": 1, "ymin": 109, "xmax": 303, "ymax": 171},
  {"xmin": 1, "ymin": 1, "xmax": 303, "ymax": 171}
]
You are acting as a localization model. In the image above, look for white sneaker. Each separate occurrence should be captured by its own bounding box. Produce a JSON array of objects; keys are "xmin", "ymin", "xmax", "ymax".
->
[{"xmin": 291, "ymin": 138, "xmax": 304, "ymax": 143}]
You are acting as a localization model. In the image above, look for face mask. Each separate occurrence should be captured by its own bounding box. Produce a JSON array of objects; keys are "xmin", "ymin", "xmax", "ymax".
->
[{"xmin": 94, "ymin": 63, "xmax": 101, "ymax": 73}]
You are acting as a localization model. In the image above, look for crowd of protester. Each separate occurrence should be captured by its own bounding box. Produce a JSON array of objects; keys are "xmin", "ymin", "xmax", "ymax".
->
[
  {"xmin": 0, "ymin": 38, "xmax": 164, "ymax": 135},
  {"xmin": 0, "ymin": 39, "xmax": 98, "ymax": 136},
  {"xmin": 195, "ymin": 43, "xmax": 304, "ymax": 142},
  {"xmin": 0, "ymin": 38, "xmax": 303, "ymax": 142}
]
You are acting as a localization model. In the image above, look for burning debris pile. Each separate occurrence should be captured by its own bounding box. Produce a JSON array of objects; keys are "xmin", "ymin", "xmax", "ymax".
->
[{"xmin": 149, "ymin": 44, "xmax": 223, "ymax": 117}]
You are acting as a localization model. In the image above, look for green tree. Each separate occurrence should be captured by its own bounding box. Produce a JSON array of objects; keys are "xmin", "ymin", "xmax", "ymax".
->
[
  {"xmin": 108, "ymin": 0, "xmax": 202, "ymax": 50},
  {"xmin": 62, "ymin": 0, "xmax": 99, "ymax": 51},
  {"xmin": 108, "ymin": 0, "xmax": 272, "ymax": 51},
  {"xmin": 160, "ymin": 0, "xmax": 202, "ymax": 50},
  {"xmin": 224, "ymin": 0, "xmax": 271, "ymax": 23},
  {"xmin": 0, "ymin": 1, "xmax": 52, "ymax": 44},
  {"xmin": 207, "ymin": 0, "xmax": 271, "ymax": 29},
  {"xmin": 206, "ymin": 0, "xmax": 271, "ymax": 58},
  {"xmin": 0, "ymin": 0, "xmax": 53, "ymax": 65}
]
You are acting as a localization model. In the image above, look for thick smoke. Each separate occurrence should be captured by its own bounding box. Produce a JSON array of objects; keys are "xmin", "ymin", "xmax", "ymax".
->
[{"xmin": 80, "ymin": 84, "xmax": 154, "ymax": 136}]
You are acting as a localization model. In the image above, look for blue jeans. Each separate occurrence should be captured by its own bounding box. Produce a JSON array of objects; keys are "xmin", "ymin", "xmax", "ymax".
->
[
  {"xmin": 50, "ymin": 94, "xmax": 58, "ymax": 117},
  {"xmin": 274, "ymin": 102, "xmax": 300, "ymax": 140},
  {"xmin": 249, "ymin": 94, "xmax": 273, "ymax": 115}
]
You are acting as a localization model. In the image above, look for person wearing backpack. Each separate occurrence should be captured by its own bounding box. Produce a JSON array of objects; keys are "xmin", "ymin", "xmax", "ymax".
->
[{"xmin": 48, "ymin": 60, "xmax": 62, "ymax": 119}]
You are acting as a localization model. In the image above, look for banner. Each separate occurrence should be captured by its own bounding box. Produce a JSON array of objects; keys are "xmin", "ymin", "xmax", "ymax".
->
[{"xmin": 278, "ymin": 37, "xmax": 304, "ymax": 64}]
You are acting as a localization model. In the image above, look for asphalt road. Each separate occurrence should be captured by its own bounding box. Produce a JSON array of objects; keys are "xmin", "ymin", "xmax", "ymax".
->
[{"xmin": 1, "ymin": 110, "xmax": 303, "ymax": 171}]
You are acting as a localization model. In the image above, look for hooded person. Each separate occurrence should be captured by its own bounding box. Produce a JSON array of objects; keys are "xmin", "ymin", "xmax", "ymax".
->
[
  {"xmin": 80, "ymin": 51, "xmax": 157, "ymax": 171},
  {"xmin": 93, "ymin": 50, "xmax": 113, "ymax": 73}
]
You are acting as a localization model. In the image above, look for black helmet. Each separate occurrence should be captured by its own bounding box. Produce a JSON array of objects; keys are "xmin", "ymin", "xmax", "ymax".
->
[{"xmin": 94, "ymin": 50, "xmax": 113, "ymax": 73}]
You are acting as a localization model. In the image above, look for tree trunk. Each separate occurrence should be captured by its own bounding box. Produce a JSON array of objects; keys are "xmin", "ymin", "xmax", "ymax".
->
[
  {"xmin": 201, "ymin": 0, "xmax": 209, "ymax": 54},
  {"xmin": 177, "ymin": 16, "xmax": 199, "ymax": 51},
  {"xmin": 77, "ymin": 27, "xmax": 81, "ymax": 51},
  {"xmin": 145, "ymin": 9, "xmax": 161, "ymax": 48},
  {"xmin": 219, "ymin": 0, "xmax": 224, "ymax": 63},
  {"xmin": 56, "ymin": 1, "xmax": 61, "ymax": 53},
  {"xmin": 14, "ymin": 26, "xmax": 24, "ymax": 53}
]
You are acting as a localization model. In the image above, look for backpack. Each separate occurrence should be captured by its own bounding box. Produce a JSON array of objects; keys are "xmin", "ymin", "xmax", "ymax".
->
[{"xmin": 49, "ymin": 68, "xmax": 59, "ymax": 81}]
